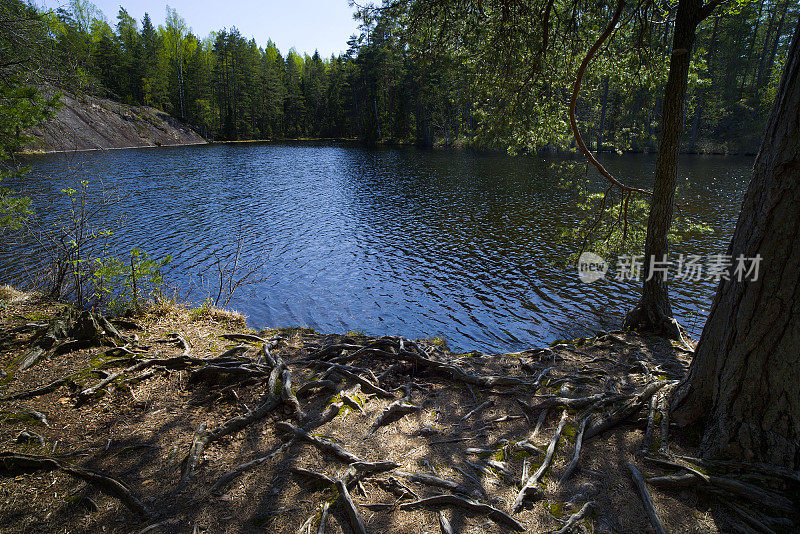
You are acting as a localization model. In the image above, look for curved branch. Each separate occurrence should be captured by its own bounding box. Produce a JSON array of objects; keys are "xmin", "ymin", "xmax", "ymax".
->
[{"xmin": 569, "ymin": 0, "xmax": 652, "ymax": 197}]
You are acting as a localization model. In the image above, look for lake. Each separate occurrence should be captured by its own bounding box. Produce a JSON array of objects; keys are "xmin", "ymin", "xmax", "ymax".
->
[{"xmin": 1, "ymin": 143, "xmax": 751, "ymax": 353}]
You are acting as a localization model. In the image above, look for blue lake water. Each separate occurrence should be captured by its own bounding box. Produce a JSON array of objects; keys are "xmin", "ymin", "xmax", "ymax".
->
[{"xmin": 1, "ymin": 143, "xmax": 751, "ymax": 352}]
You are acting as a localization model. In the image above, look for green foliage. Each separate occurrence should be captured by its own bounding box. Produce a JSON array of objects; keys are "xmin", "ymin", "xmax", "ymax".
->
[
  {"xmin": 0, "ymin": 170, "xmax": 32, "ymax": 229},
  {"xmin": 91, "ymin": 248, "xmax": 171, "ymax": 313},
  {"xmin": 0, "ymin": 1, "xmax": 62, "ymax": 229},
  {"xmin": 12, "ymin": 0, "xmax": 792, "ymax": 152},
  {"xmin": 553, "ymin": 161, "xmax": 715, "ymax": 262}
]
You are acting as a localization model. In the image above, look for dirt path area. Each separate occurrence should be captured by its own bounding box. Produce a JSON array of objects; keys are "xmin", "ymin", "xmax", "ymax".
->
[{"xmin": 0, "ymin": 291, "xmax": 796, "ymax": 533}]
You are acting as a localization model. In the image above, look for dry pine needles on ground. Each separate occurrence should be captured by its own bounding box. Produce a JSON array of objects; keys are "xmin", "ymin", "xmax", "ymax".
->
[{"xmin": 0, "ymin": 293, "xmax": 797, "ymax": 533}]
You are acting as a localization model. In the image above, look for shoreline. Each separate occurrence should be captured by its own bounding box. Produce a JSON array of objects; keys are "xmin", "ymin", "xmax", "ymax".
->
[
  {"xmin": 1, "ymin": 287, "xmax": 776, "ymax": 533},
  {"xmin": 22, "ymin": 136, "xmax": 757, "ymax": 157}
]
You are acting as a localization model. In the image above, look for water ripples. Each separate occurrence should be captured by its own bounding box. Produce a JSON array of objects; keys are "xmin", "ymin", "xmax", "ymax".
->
[{"xmin": 0, "ymin": 143, "xmax": 750, "ymax": 352}]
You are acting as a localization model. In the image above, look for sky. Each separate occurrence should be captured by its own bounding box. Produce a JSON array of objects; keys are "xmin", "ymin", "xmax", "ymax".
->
[{"xmin": 37, "ymin": 0, "xmax": 362, "ymax": 57}]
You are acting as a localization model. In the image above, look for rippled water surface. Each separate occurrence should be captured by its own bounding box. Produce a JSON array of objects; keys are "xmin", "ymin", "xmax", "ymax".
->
[{"xmin": 1, "ymin": 143, "xmax": 751, "ymax": 352}]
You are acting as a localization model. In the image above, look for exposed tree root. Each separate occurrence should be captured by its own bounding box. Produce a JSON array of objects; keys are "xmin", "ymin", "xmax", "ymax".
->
[
  {"xmin": 280, "ymin": 369, "xmax": 305, "ymax": 420},
  {"xmin": 368, "ymin": 399, "xmax": 421, "ymax": 436},
  {"xmin": 176, "ymin": 363, "xmax": 289, "ymax": 491},
  {"xmin": 672, "ymin": 455, "xmax": 800, "ymax": 487},
  {"xmin": 725, "ymin": 501, "xmax": 780, "ymax": 534},
  {"xmin": 552, "ymin": 501, "xmax": 595, "ymax": 534},
  {"xmin": 1, "ymin": 378, "xmax": 70, "ymax": 401},
  {"xmin": 11, "ymin": 309, "xmax": 128, "ymax": 373},
  {"xmin": 335, "ymin": 478, "xmax": 367, "ymax": 534},
  {"xmin": 438, "ymin": 510, "xmax": 454, "ymax": 534},
  {"xmin": 188, "ymin": 361, "xmax": 268, "ymax": 387},
  {"xmin": 291, "ymin": 467, "xmax": 336, "ymax": 488},
  {"xmin": 460, "ymin": 399, "xmax": 494, "ymax": 422},
  {"xmin": 559, "ymin": 416, "xmax": 589, "ymax": 485},
  {"xmin": 0, "ymin": 452, "xmax": 150, "ymax": 518},
  {"xmin": 396, "ymin": 471, "xmax": 480, "ymax": 499},
  {"xmin": 517, "ymin": 392, "xmax": 613, "ymax": 414},
  {"xmin": 627, "ymin": 463, "xmax": 668, "ymax": 534},
  {"xmin": 296, "ymin": 379, "xmax": 336, "ymax": 398},
  {"xmin": 400, "ymin": 494, "xmax": 524, "ymax": 531},
  {"xmin": 310, "ymin": 336, "xmax": 531, "ymax": 389},
  {"xmin": 584, "ymin": 380, "xmax": 671, "ymax": 440},
  {"xmin": 512, "ymin": 410, "xmax": 568, "ymax": 513},
  {"xmin": 276, "ymin": 422, "xmax": 362, "ymax": 463},
  {"xmin": 645, "ymin": 463, "xmax": 796, "ymax": 514},
  {"xmin": 316, "ymin": 361, "xmax": 395, "ymax": 398},
  {"xmin": 373, "ymin": 476, "xmax": 418, "ymax": 499},
  {"xmin": 76, "ymin": 355, "xmax": 198, "ymax": 406}
]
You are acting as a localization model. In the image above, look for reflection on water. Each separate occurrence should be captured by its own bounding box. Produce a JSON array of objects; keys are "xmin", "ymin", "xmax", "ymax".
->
[{"xmin": 0, "ymin": 142, "xmax": 750, "ymax": 352}]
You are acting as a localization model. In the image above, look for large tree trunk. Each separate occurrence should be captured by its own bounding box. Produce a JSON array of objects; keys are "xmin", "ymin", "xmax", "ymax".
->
[
  {"xmin": 624, "ymin": 0, "xmax": 705, "ymax": 339},
  {"xmin": 672, "ymin": 19, "xmax": 800, "ymax": 469}
]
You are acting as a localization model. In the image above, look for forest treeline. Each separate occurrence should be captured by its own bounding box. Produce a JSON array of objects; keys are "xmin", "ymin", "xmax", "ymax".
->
[{"xmin": 7, "ymin": 0, "xmax": 799, "ymax": 152}]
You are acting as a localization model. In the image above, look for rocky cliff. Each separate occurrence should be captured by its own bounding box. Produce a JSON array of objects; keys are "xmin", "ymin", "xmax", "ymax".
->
[{"xmin": 24, "ymin": 93, "xmax": 206, "ymax": 153}]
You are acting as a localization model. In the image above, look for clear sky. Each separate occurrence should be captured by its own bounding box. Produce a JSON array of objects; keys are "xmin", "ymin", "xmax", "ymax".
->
[{"xmin": 37, "ymin": 0, "xmax": 361, "ymax": 57}]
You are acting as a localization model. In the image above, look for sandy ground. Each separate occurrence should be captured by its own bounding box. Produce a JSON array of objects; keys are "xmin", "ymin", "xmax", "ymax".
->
[{"xmin": 0, "ymin": 291, "xmax": 787, "ymax": 533}]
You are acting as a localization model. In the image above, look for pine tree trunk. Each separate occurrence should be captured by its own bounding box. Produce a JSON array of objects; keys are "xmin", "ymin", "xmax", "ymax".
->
[
  {"xmin": 762, "ymin": 0, "xmax": 789, "ymax": 89},
  {"xmin": 624, "ymin": 0, "xmax": 705, "ymax": 339},
  {"xmin": 672, "ymin": 19, "xmax": 800, "ymax": 469},
  {"xmin": 597, "ymin": 76, "xmax": 609, "ymax": 151},
  {"xmin": 756, "ymin": 0, "xmax": 779, "ymax": 89}
]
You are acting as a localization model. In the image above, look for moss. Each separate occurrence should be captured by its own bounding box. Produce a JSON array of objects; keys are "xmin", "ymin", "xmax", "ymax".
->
[
  {"xmin": 548, "ymin": 501, "xmax": 566, "ymax": 518},
  {"xmin": 0, "ymin": 371, "xmax": 16, "ymax": 387},
  {"xmin": 510, "ymin": 447, "xmax": 535, "ymax": 460},
  {"xmin": 425, "ymin": 336, "xmax": 447, "ymax": 348},
  {"xmin": 325, "ymin": 394, "xmax": 352, "ymax": 418},
  {"xmin": 651, "ymin": 436, "xmax": 662, "ymax": 453},
  {"xmin": 23, "ymin": 312, "xmax": 51, "ymax": 321},
  {"xmin": 562, "ymin": 423, "xmax": 577, "ymax": 443},
  {"xmin": 0, "ymin": 410, "xmax": 46, "ymax": 426}
]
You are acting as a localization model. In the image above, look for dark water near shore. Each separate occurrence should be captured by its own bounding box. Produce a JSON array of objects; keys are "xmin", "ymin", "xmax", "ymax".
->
[{"xmin": 2, "ymin": 143, "xmax": 750, "ymax": 352}]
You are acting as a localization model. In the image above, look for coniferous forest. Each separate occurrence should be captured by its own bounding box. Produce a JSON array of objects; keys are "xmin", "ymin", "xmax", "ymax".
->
[
  {"xmin": 2, "ymin": 1, "xmax": 800, "ymax": 532},
  {"xmin": 7, "ymin": 0, "xmax": 798, "ymax": 152}
]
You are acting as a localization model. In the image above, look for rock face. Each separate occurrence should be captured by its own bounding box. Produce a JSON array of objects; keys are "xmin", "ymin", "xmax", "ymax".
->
[{"xmin": 24, "ymin": 93, "xmax": 206, "ymax": 152}]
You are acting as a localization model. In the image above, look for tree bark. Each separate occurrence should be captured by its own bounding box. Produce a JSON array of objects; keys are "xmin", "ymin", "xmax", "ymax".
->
[
  {"xmin": 690, "ymin": 16, "xmax": 719, "ymax": 151},
  {"xmin": 597, "ymin": 76, "xmax": 609, "ymax": 151},
  {"xmin": 755, "ymin": 0, "xmax": 780, "ymax": 90},
  {"xmin": 761, "ymin": 0, "xmax": 790, "ymax": 90},
  {"xmin": 624, "ymin": 0, "xmax": 706, "ymax": 339},
  {"xmin": 672, "ymin": 19, "xmax": 800, "ymax": 469}
]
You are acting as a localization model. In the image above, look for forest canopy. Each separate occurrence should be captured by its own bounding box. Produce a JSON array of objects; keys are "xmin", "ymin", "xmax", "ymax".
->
[{"xmin": 6, "ymin": 0, "xmax": 798, "ymax": 152}]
